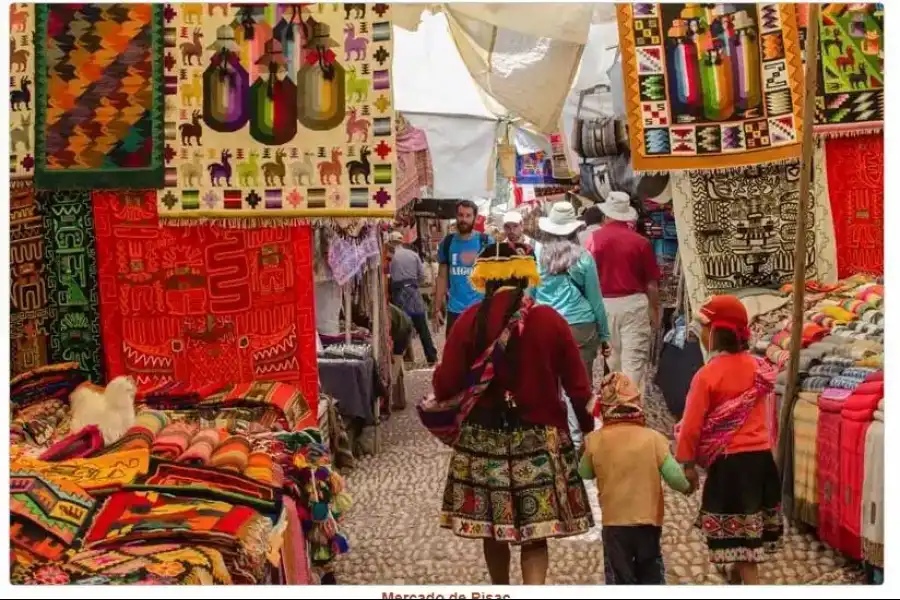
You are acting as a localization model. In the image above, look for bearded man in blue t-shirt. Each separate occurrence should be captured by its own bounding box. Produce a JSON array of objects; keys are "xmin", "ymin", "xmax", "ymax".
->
[{"xmin": 434, "ymin": 200, "xmax": 493, "ymax": 335}]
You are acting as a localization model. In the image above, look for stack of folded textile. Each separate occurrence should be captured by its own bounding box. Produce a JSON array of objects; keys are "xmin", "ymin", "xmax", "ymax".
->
[
  {"xmin": 862, "ymin": 399, "xmax": 884, "ymax": 571},
  {"xmin": 817, "ymin": 388, "xmax": 854, "ymax": 551},
  {"xmin": 839, "ymin": 373, "xmax": 884, "ymax": 560},
  {"xmin": 793, "ymin": 392, "xmax": 821, "ymax": 527}
]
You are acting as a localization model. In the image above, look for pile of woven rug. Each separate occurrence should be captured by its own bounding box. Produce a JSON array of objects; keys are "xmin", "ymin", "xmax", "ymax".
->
[{"xmin": 10, "ymin": 366, "xmax": 350, "ymax": 585}]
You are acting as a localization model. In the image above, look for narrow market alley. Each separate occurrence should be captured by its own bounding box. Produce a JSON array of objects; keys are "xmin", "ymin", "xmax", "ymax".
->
[{"xmin": 335, "ymin": 368, "xmax": 866, "ymax": 585}]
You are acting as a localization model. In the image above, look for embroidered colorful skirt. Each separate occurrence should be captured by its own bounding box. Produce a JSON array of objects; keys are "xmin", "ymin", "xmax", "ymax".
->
[
  {"xmin": 440, "ymin": 409, "xmax": 593, "ymax": 543},
  {"xmin": 696, "ymin": 450, "xmax": 783, "ymax": 564}
]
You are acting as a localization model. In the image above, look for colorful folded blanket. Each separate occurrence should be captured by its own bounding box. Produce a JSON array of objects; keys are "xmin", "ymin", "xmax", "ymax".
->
[
  {"xmin": 137, "ymin": 381, "xmax": 225, "ymax": 410},
  {"xmin": 11, "ymin": 471, "xmax": 96, "ymax": 561},
  {"xmin": 152, "ymin": 422, "xmax": 198, "ymax": 460},
  {"xmin": 83, "ymin": 491, "xmax": 273, "ymax": 584},
  {"xmin": 210, "ymin": 435, "xmax": 252, "ymax": 473},
  {"xmin": 178, "ymin": 428, "xmax": 224, "ymax": 466},
  {"xmin": 244, "ymin": 451, "xmax": 278, "ymax": 486},
  {"xmin": 821, "ymin": 305, "xmax": 857, "ymax": 323},
  {"xmin": 802, "ymin": 377, "xmax": 832, "ymax": 393},
  {"xmin": 823, "ymin": 355, "xmax": 855, "ymax": 368},
  {"xmin": 10, "ymin": 362, "xmax": 89, "ymax": 410},
  {"xmin": 809, "ymin": 364, "xmax": 846, "ymax": 379},
  {"xmin": 12, "ymin": 448, "xmax": 150, "ymax": 493},
  {"xmin": 39, "ymin": 425, "xmax": 104, "ymax": 461}
]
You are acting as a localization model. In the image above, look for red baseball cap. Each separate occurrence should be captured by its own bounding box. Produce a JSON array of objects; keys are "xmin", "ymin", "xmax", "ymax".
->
[{"xmin": 696, "ymin": 295, "xmax": 750, "ymax": 341}]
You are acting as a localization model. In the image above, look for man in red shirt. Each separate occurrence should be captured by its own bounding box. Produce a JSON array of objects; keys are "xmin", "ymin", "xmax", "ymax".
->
[{"xmin": 585, "ymin": 191, "xmax": 661, "ymax": 391}]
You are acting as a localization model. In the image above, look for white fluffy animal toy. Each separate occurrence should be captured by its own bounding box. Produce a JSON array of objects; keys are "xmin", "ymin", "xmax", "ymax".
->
[{"xmin": 69, "ymin": 376, "xmax": 137, "ymax": 445}]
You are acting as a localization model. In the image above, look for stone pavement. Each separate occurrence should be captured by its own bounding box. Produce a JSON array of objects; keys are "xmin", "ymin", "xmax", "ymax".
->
[{"xmin": 333, "ymin": 366, "xmax": 864, "ymax": 585}]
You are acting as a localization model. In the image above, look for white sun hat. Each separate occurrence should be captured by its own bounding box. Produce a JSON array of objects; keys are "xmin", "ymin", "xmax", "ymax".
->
[
  {"xmin": 538, "ymin": 201, "xmax": 584, "ymax": 236},
  {"xmin": 503, "ymin": 211, "xmax": 524, "ymax": 225},
  {"xmin": 598, "ymin": 190, "xmax": 638, "ymax": 222}
]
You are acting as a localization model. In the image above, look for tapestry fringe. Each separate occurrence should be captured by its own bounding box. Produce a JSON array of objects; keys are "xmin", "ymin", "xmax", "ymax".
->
[
  {"xmin": 633, "ymin": 156, "xmax": 802, "ymax": 176},
  {"xmin": 814, "ymin": 127, "xmax": 884, "ymax": 140},
  {"xmin": 159, "ymin": 216, "xmax": 392, "ymax": 229}
]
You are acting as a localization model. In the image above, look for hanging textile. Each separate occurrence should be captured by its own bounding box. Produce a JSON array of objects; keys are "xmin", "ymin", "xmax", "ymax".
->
[
  {"xmin": 93, "ymin": 190, "xmax": 319, "ymax": 407},
  {"xmin": 10, "ymin": 177, "xmax": 50, "ymax": 377},
  {"xmin": 33, "ymin": 4, "xmax": 165, "ymax": 189},
  {"xmin": 617, "ymin": 3, "xmax": 804, "ymax": 172},
  {"xmin": 822, "ymin": 134, "xmax": 883, "ymax": 278},
  {"xmin": 9, "ymin": 3, "xmax": 34, "ymax": 179},
  {"xmin": 671, "ymin": 155, "xmax": 838, "ymax": 312},
  {"xmin": 396, "ymin": 117, "xmax": 434, "ymax": 210},
  {"xmin": 158, "ymin": 3, "xmax": 397, "ymax": 221},
  {"xmin": 37, "ymin": 190, "xmax": 106, "ymax": 383},
  {"xmin": 796, "ymin": 4, "xmax": 884, "ymax": 137}
]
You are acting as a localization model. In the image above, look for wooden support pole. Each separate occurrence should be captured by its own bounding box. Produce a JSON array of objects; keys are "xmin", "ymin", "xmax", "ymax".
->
[
  {"xmin": 777, "ymin": 4, "xmax": 819, "ymax": 475},
  {"xmin": 344, "ymin": 285, "xmax": 352, "ymax": 345}
]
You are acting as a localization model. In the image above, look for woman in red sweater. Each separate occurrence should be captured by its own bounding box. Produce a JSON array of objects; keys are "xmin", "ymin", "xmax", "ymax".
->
[
  {"xmin": 431, "ymin": 242, "xmax": 594, "ymax": 585},
  {"xmin": 675, "ymin": 295, "xmax": 782, "ymax": 585}
]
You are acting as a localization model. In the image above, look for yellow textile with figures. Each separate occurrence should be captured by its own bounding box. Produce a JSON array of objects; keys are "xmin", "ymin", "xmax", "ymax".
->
[
  {"xmin": 159, "ymin": 3, "xmax": 396, "ymax": 220},
  {"xmin": 11, "ymin": 447, "xmax": 151, "ymax": 492}
]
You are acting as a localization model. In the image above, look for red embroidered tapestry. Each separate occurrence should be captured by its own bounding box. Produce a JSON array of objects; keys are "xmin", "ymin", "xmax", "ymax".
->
[
  {"xmin": 824, "ymin": 135, "xmax": 884, "ymax": 278},
  {"xmin": 93, "ymin": 191, "xmax": 318, "ymax": 410}
]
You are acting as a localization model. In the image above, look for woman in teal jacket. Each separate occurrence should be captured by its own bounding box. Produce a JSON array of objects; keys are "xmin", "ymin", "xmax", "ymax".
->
[{"xmin": 532, "ymin": 202, "xmax": 611, "ymax": 449}]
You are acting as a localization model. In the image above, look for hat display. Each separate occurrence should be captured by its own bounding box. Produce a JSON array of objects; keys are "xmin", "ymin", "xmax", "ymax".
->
[
  {"xmin": 469, "ymin": 242, "xmax": 540, "ymax": 294},
  {"xmin": 503, "ymin": 211, "xmax": 523, "ymax": 225},
  {"xmin": 637, "ymin": 174, "xmax": 672, "ymax": 205},
  {"xmin": 598, "ymin": 191, "xmax": 638, "ymax": 222},
  {"xmin": 538, "ymin": 202, "xmax": 584, "ymax": 236}
]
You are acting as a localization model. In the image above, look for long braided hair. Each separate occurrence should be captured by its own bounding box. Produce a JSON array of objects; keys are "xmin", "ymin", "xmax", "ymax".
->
[{"xmin": 474, "ymin": 277, "xmax": 528, "ymax": 357}]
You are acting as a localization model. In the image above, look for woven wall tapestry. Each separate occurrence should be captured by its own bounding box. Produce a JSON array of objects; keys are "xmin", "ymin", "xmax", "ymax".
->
[
  {"xmin": 9, "ymin": 3, "xmax": 35, "ymax": 178},
  {"xmin": 617, "ymin": 3, "xmax": 804, "ymax": 172},
  {"xmin": 93, "ymin": 190, "xmax": 319, "ymax": 408},
  {"xmin": 157, "ymin": 3, "xmax": 396, "ymax": 221},
  {"xmin": 822, "ymin": 134, "xmax": 883, "ymax": 278},
  {"xmin": 37, "ymin": 190, "xmax": 105, "ymax": 384},
  {"xmin": 33, "ymin": 4, "xmax": 165, "ymax": 189},
  {"xmin": 10, "ymin": 177, "xmax": 51, "ymax": 377},
  {"xmin": 672, "ymin": 156, "xmax": 837, "ymax": 312},
  {"xmin": 796, "ymin": 4, "xmax": 883, "ymax": 136}
]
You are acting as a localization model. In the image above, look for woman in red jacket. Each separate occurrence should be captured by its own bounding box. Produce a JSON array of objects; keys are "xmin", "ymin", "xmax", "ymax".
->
[
  {"xmin": 675, "ymin": 295, "xmax": 782, "ymax": 584},
  {"xmin": 431, "ymin": 242, "xmax": 594, "ymax": 585}
]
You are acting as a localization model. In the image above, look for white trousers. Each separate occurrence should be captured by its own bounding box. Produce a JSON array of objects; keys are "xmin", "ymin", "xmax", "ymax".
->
[{"xmin": 603, "ymin": 293, "xmax": 653, "ymax": 392}]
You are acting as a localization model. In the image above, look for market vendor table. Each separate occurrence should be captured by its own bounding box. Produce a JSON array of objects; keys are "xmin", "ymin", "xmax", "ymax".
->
[{"xmin": 318, "ymin": 356, "xmax": 376, "ymax": 426}]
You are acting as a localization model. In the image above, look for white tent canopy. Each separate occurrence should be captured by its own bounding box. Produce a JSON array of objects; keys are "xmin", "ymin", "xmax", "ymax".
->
[
  {"xmin": 391, "ymin": 6, "xmax": 622, "ymax": 199},
  {"xmin": 393, "ymin": 11, "xmax": 499, "ymax": 118}
]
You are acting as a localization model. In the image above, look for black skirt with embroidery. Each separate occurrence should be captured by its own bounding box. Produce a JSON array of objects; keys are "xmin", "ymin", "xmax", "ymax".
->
[{"xmin": 695, "ymin": 450, "xmax": 784, "ymax": 564}]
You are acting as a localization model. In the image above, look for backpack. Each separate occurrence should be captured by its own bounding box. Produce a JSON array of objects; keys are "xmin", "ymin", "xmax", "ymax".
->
[{"xmin": 439, "ymin": 232, "xmax": 490, "ymax": 264}]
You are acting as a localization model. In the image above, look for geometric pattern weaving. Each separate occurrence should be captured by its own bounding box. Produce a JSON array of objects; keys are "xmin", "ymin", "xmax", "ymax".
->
[
  {"xmin": 617, "ymin": 3, "xmax": 805, "ymax": 172},
  {"xmin": 796, "ymin": 3, "xmax": 884, "ymax": 137},
  {"xmin": 157, "ymin": 3, "xmax": 396, "ymax": 221},
  {"xmin": 822, "ymin": 134, "xmax": 883, "ymax": 278},
  {"xmin": 671, "ymin": 155, "xmax": 838, "ymax": 311},
  {"xmin": 93, "ymin": 190, "xmax": 319, "ymax": 406},
  {"xmin": 34, "ymin": 3, "xmax": 165, "ymax": 189}
]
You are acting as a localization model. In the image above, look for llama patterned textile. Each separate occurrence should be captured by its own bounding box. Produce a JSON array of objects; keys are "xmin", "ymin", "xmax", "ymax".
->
[
  {"xmin": 158, "ymin": 3, "xmax": 396, "ymax": 221},
  {"xmin": 796, "ymin": 3, "xmax": 884, "ymax": 136},
  {"xmin": 9, "ymin": 3, "xmax": 35, "ymax": 178}
]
